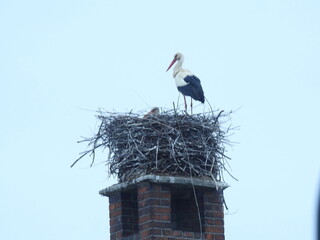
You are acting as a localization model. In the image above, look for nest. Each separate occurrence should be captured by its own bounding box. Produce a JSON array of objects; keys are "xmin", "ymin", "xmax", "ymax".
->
[{"xmin": 72, "ymin": 109, "xmax": 234, "ymax": 182}]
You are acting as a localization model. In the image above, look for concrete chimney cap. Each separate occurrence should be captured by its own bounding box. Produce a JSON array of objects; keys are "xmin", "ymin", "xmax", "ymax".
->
[{"xmin": 99, "ymin": 174, "xmax": 229, "ymax": 197}]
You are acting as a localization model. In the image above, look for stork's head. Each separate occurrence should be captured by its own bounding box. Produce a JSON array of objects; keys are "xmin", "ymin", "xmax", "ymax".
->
[
  {"xmin": 166, "ymin": 52, "xmax": 184, "ymax": 72},
  {"xmin": 150, "ymin": 107, "xmax": 160, "ymax": 115},
  {"xmin": 143, "ymin": 107, "xmax": 160, "ymax": 118}
]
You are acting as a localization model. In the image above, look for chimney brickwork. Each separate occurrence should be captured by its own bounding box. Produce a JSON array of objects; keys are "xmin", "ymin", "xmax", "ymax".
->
[{"xmin": 103, "ymin": 175, "xmax": 226, "ymax": 240}]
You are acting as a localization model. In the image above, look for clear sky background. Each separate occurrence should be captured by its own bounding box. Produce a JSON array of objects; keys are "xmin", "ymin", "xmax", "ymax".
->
[{"xmin": 1, "ymin": 0, "xmax": 319, "ymax": 239}]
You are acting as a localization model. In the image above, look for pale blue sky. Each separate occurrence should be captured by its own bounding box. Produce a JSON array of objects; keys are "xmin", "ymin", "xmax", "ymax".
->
[{"xmin": 1, "ymin": 1, "xmax": 319, "ymax": 239}]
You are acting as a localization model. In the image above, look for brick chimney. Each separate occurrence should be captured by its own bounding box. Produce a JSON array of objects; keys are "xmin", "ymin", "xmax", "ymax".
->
[{"xmin": 100, "ymin": 175, "xmax": 228, "ymax": 240}]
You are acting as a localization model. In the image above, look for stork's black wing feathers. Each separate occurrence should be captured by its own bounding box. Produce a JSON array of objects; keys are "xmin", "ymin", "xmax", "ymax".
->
[{"xmin": 178, "ymin": 75, "xmax": 205, "ymax": 103}]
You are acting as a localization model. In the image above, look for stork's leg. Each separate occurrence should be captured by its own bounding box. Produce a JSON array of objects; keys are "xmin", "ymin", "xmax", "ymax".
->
[
  {"xmin": 190, "ymin": 98, "xmax": 193, "ymax": 115},
  {"xmin": 183, "ymin": 95, "xmax": 187, "ymax": 112}
]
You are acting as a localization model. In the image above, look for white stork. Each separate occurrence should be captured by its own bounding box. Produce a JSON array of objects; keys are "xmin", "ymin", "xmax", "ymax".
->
[{"xmin": 166, "ymin": 52, "xmax": 205, "ymax": 114}]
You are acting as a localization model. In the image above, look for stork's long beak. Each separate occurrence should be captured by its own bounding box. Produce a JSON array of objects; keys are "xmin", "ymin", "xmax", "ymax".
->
[{"xmin": 166, "ymin": 58, "xmax": 177, "ymax": 72}]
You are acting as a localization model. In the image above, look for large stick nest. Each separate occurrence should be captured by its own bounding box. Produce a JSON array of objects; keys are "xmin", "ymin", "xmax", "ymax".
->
[{"xmin": 72, "ymin": 109, "xmax": 234, "ymax": 182}]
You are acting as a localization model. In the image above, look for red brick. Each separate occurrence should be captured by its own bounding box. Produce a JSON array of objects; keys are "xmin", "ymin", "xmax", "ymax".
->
[
  {"xmin": 153, "ymin": 214, "xmax": 163, "ymax": 221},
  {"xmin": 204, "ymin": 203, "xmax": 215, "ymax": 211},
  {"xmin": 109, "ymin": 216, "xmax": 121, "ymax": 227},
  {"xmin": 203, "ymin": 191, "xmax": 214, "ymax": 198},
  {"xmin": 151, "ymin": 191, "xmax": 170, "ymax": 199},
  {"xmin": 205, "ymin": 218, "xmax": 214, "ymax": 224},
  {"xmin": 149, "ymin": 198, "xmax": 161, "ymax": 206},
  {"xmin": 214, "ymin": 219, "xmax": 224, "ymax": 226},
  {"xmin": 213, "ymin": 211, "xmax": 224, "ymax": 218},
  {"xmin": 138, "ymin": 192, "xmax": 151, "ymax": 201},
  {"xmin": 183, "ymin": 231, "xmax": 194, "ymax": 238},
  {"xmin": 161, "ymin": 214, "xmax": 170, "ymax": 221},
  {"xmin": 212, "ymin": 204, "xmax": 223, "ymax": 212},
  {"xmin": 161, "ymin": 228, "xmax": 172, "ymax": 236},
  {"xmin": 172, "ymin": 230, "xmax": 182, "ymax": 237},
  {"xmin": 139, "ymin": 206, "xmax": 152, "ymax": 216},
  {"xmin": 139, "ymin": 221, "xmax": 152, "ymax": 230},
  {"xmin": 141, "ymin": 229, "xmax": 151, "ymax": 239},
  {"xmin": 140, "ymin": 214, "xmax": 151, "ymax": 223},
  {"xmin": 154, "ymin": 207, "xmax": 170, "ymax": 214},
  {"xmin": 204, "ymin": 233, "xmax": 215, "ymax": 240},
  {"xmin": 139, "ymin": 198, "xmax": 161, "ymax": 208},
  {"xmin": 138, "ymin": 185, "xmax": 149, "ymax": 194},
  {"xmin": 109, "ymin": 209, "xmax": 121, "ymax": 218},
  {"xmin": 109, "ymin": 202, "xmax": 121, "ymax": 211},
  {"xmin": 205, "ymin": 226, "xmax": 224, "ymax": 234},
  {"xmin": 151, "ymin": 228, "xmax": 161, "ymax": 235},
  {"xmin": 204, "ymin": 195, "xmax": 222, "ymax": 204},
  {"xmin": 151, "ymin": 221, "xmax": 171, "ymax": 229},
  {"xmin": 215, "ymin": 227, "xmax": 225, "ymax": 233},
  {"xmin": 215, "ymin": 234, "xmax": 225, "ymax": 240},
  {"xmin": 204, "ymin": 210, "xmax": 214, "ymax": 218}
]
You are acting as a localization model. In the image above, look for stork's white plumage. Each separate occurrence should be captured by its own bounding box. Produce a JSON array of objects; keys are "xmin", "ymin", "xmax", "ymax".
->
[{"xmin": 166, "ymin": 52, "xmax": 205, "ymax": 114}]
